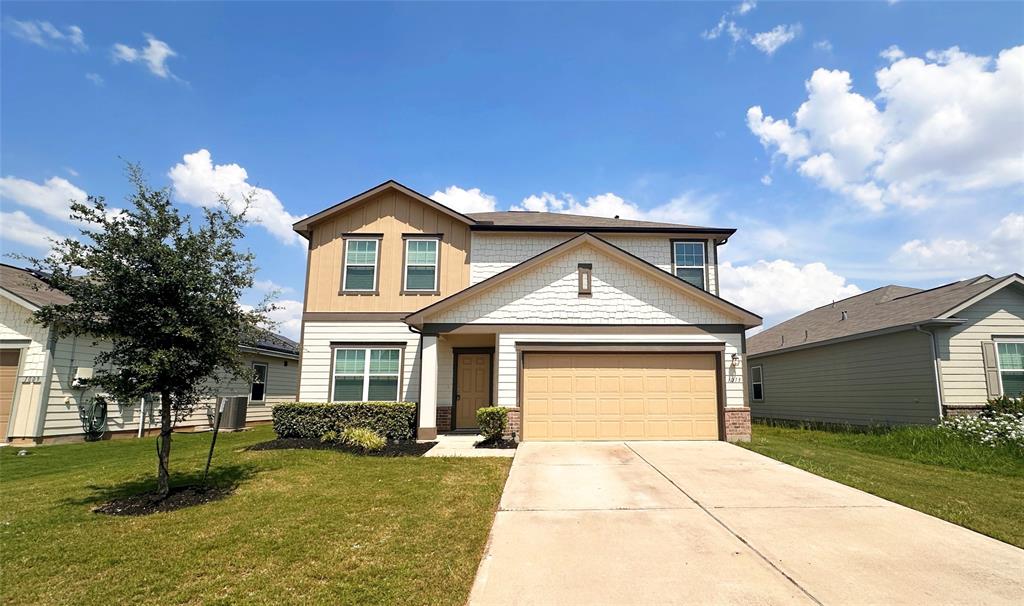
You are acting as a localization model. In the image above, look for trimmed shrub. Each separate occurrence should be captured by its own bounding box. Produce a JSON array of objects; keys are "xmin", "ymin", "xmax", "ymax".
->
[
  {"xmin": 273, "ymin": 402, "xmax": 416, "ymax": 441},
  {"xmin": 341, "ymin": 427, "xmax": 386, "ymax": 452},
  {"xmin": 476, "ymin": 406, "xmax": 508, "ymax": 441},
  {"xmin": 985, "ymin": 395, "xmax": 1024, "ymax": 417}
]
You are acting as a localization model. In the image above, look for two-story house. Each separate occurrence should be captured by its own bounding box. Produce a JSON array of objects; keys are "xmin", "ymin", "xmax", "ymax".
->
[{"xmin": 292, "ymin": 180, "xmax": 761, "ymax": 442}]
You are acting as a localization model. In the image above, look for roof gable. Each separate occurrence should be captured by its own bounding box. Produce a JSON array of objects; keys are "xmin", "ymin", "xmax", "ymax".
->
[
  {"xmin": 404, "ymin": 233, "xmax": 761, "ymax": 328},
  {"xmin": 292, "ymin": 180, "xmax": 476, "ymax": 237}
]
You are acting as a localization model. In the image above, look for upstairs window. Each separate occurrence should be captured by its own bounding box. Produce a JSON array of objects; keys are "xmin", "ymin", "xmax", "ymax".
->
[
  {"xmin": 332, "ymin": 347, "xmax": 401, "ymax": 402},
  {"xmin": 404, "ymin": 238, "xmax": 439, "ymax": 292},
  {"xmin": 673, "ymin": 241, "xmax": 706, "ymax": 289},
  {"xmin": 750, "ymin": 365, "xmax": 764, "ymax": 402},
  {"xmin": 343, "ymin": 238, "xmax": 379, "ymax": 292},
  {"xmin": 997, "ymin": 341, "xmax": 1024, "ymax": 397}
]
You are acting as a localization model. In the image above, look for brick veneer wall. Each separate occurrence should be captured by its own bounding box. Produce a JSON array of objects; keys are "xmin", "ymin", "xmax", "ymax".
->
[
  {"xmin": 943, "ymin": 404, "xmax": 986, "ymax": 418},
  {"xmin": 506, "ymin": 408, "xmax": 521, "ymax": 440},
  {"xmin": 437, "ymin": 406, "xmax": 452, "ymax": 432},
  {"xmin": 724, "ymin": 407, "xmax": 751, "ymax": 442}
]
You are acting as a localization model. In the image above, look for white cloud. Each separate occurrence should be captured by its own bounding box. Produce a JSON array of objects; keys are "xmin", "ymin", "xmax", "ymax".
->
[
  {"xmin": 890, "ymin": 212, "xmax": 1024, "ymax": 275},
  {"xmin": 512, "ymin": 191, "xmax": 715, "ymax": 226},
  {"xmin": 880, "ymin": 45, "xmax": 905, "ymax": 62},
  {"xmin": 720, "ymin": 259, "xmax": 862, "ymax": 324},
  {"xmin": 85, "ymin": 72, "xmax": 104, "ymax": 86},
  {"xmin": 5, "ymin": 19, "xmax": 86, "ymax": 51},
  {"xmin": 252, "ymin": 279, "xmax": 295, "ymax": 295},
  {"xmin": 0, "ymin": 175, "xmax": 88, "ymax": 223},
  {"xmin": 112, "ymin": 34, "xmax": 179, "ymax": 79},
  {"xmin": 814, "ymin": 40, "xmax": 833, "ymax": 53},
  {"xmin": 750, "ymin": 24, "xmax": 802, "ymax": 56},
  {"xmin": 430, "ymin": 185, "xmax": 497, "ymax": 213},
  {"xmin": 0, "ymin": 211, "xmax": 63, "ymax": 250},
  {"xmin": 736, "ymin": 0, "xmax": 757, "ymax": 15},
  {"xmin": 265, "ymin": 299, "xmax": 303, "ymax": 340},
  {"xmin": 760, "ymin": 174, "xmax": 773, "ymax": 185},
  {"xmin": 747, "ymin": 45, "xmax": 1024, "ymax": 211},
  {"xmin": 168, "ymin": 149, "xmax": 305, "ymax": 245}
]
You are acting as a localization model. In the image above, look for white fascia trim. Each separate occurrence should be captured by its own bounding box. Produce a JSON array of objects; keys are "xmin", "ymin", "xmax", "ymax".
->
[
  {"xmin": 0, "ymin": 287, "xmax": 41, "ymax": 312},
  {"xmin": 939, "ymin": 275, "xmax": 1024, "ymax": 318}
]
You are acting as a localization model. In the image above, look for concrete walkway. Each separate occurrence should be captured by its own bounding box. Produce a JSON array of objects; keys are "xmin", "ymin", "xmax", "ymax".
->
[
  {"xmin": 469, "ymin": 441, "xmax": 1024, "ymax": 605},
  {"xmin": 421, "ymin": 433, "xmax": 517, "ymax": 458}
]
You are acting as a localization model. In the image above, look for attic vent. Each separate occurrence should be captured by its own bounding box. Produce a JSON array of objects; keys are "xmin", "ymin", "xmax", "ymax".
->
[
  {"xmin": 841, "ymin": 310, "xmax": 849, "ymax": 321},
  {"xmin": 804, "ymin": 330, "xmax": 809, "ymax": 341}
]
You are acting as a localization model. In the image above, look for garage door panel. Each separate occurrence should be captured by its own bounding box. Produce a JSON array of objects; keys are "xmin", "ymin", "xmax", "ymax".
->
[{"xmin": 523, "ymin": 353, "xmax": 720, "ymax": 441}]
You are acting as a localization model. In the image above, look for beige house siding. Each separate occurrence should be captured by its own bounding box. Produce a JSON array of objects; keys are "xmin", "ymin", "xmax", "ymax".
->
[
  {"xmin": 937, "ymin": 287, "xmax": 1024, "ymax": 406},
  {"xmin": 304, "ymin": 189, "xmax": 471, "ymax": 313},
  {"xmin": 749, "ymin": 330, "xmax": 940, "ymax": 426},
  {"xmin": 470, "ymin": 233, "xmax": 720, "ymax": 294}
]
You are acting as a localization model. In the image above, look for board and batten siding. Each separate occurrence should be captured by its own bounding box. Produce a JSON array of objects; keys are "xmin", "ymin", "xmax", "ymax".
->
[
  {"xmin": 304, "ymin": 189, "xmax": 471, "ymax": 313},
  {"xmin": 434, "ymin": 242, "xmax": 733, "ymax": 325},
  {"xmin": 1, "ymin": 296, "xmax": 50, "ymax": 439},
  {"xmin": 937, "ymin": 287, "xmax": 1024, "ymax": 405},
  {"xmin": 749, "ymin": 330, "xmax": 940, "ymax": 426},
  {"xmin": 495, "ymin": 332, "xmax": 745, "ymax": 409},
  {"xmin": 299, "ymin": 321, "xmax": 421, "ymax": 402},
  {"xmin": 470, "ymin": 233, "xmax": 719, "ymax": 294}
]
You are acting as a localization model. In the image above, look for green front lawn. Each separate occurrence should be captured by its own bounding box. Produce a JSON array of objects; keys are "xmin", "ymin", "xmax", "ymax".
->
[
  {"xmin": 0, "ymin": 426, "xmax": 511, "ymax": 605},
  {"xmin": 741, "ymin": 422, "xmax": 1024, "ymax": 548}
]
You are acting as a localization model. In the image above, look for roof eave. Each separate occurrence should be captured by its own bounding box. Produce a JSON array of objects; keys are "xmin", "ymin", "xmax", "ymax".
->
[
  {"xmin": 468, "ymin": 225, "xmax": 737, "ymax": 235},
  {"xmin": 748, "ymin": 318, "xmax": 968, "ymax": 358}
]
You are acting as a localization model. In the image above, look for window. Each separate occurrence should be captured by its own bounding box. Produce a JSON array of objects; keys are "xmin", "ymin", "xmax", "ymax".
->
[
  {"xmin": 250, "ymin": 363, "xmax": 268, "ymax": 402},
  {"xmin": 996, "ymin": 341, "xmax": 1024, "ymax": 397},
  {"xmin": 578, "ymin": 263, "xmax": 592, "ymax": 296},
  {"xmin": 343, "ymin": 239, "xmax": 379, "ymax": 292},
  {"xmin": 673, "ymin": 241, "xmax": 706, "ymax": 289},
  {"xmin": 750, "ymin": 365, "xmax": 764, "ymax": 402},
  {"xmin": 404, "ymin": 238, "xmax": 439, "ymax": 292},
  {"xmin": 332, "ymin": 347, "xmax": 401, "ymax": 402}
]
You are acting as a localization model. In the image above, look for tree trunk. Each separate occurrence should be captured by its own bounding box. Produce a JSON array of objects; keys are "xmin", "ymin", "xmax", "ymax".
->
[{"xmin": 156, "ymin": 390, "xmax": 173, "ymax": 498}]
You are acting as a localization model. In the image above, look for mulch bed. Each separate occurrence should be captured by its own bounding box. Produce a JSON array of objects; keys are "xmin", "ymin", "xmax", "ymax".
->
[
  {"xmin": 247, "ymin": 438, "xmax": 436, "ymax": 457},
  {"xmin": 475, "ymin": 438, "xmax": 519, "ymax": 449},
  {"xmin": 94, "ymin": 485, "xmax": 233, "ymax": 516}
]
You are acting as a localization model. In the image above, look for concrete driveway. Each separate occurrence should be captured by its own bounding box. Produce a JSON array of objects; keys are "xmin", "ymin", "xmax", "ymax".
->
[{"xmin": 469, "ymin": 441, "xmax": 1024, "ymax": 605}]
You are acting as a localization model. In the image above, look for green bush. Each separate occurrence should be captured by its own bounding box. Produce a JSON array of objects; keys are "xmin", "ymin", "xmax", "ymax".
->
[
  {"xmin": 476, "ymin": 406, "xmax": 508, "ymax": 441},
  {"xmin": 341, "ymin": 427, "xmax": 387, "ymax": 452},
  {"xmin": 319, "ymin": 430, "xmax": 338, "ymax": 444},
  {"xmin": 985, "ymin": 395, "xmax": 1024, "ymax": 417},
  {"xmin": 273, "ymin": 402, "xmax": 416, "ymax": 441}
]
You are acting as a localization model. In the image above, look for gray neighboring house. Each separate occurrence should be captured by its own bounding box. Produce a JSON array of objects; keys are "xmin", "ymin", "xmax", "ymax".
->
[{"xmin": 747, "ymin": 273, "xmax": 1024, "ymax": 426}]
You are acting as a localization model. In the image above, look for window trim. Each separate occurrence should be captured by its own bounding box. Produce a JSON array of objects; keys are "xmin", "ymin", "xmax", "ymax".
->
[
  {"xmin": 250, "ymin": 362, "xmax": 268, "ymax": 403},
  {"xmin": 329, "ymin": 344, "xmax": 404, "ymax": 402},
  {"xmin": 401, "ymin": 235, "xmax": 441, "ymax": 295},
  {"xmin": 750, "ymin": 364, "xmax": 764, "ymax": 402},
  {"xmin": 340, "ymin": 234, "xmax": 383, "ymax": 295},
  {"xmin": 671, "ymin": 239, "xmax": 708, "ymax": 290},
  {"xmin": 995, "ymin": 338, "xmax": 1024, "ymax": 397}
]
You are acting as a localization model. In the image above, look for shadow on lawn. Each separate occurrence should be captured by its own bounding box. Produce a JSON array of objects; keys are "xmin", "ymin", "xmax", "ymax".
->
[{"xmin": 65, "ymin": 463, "xmax": 260, "ymax": 516}]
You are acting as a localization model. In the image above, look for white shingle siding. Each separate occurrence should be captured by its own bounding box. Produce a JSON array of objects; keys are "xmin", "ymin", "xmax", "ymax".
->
[
  {"xmin": 434, "ymin": 243, "xmax": 734, "ymax": 325},
  {"xmin": 937, "ymin": 287, "xmax": 1024, "ymax": 405},
  {"xmin": 1, "ymin": 296, "xmax": 50, "ymax": 438},
  {"xmin": 496, "ymin": 332, "xmax": 745, "ymax": 409},
  {"xmin": 299, "ymin": 321, "xmax": 420, "ymax": 402},
  {"xmin": 470, "ymin": 233, "xmax": 719, "ymax": 294}
]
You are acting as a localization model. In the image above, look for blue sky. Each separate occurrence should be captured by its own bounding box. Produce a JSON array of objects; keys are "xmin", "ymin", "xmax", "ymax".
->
[{"xmin": 2, "ymin": 1, "xmax": 1022, "ymax": 337}]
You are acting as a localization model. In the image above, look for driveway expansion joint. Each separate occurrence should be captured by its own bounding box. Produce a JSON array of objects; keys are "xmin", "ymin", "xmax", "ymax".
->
[{"xmin": 624, "ymin": 442, "xmax": 825, "ymax": 606}]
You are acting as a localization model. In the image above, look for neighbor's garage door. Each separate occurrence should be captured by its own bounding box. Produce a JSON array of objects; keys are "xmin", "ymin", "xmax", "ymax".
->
[{"xmin": 521, "ymin": 353, "xmax": 720, "ymax": 441}]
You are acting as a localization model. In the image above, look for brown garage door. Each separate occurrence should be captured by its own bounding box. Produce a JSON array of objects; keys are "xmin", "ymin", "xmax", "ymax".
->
[
  {"xmin": 1, "ymin": 349, "xmax": 21, "ymax": 442},
  {"xmin": 521, "ymin": 352, "xmax": 720, "ymax": 441}
]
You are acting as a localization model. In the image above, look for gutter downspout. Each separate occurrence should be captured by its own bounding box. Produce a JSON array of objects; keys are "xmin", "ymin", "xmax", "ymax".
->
[
  {"xmin": 915, "ymin": 325, "xmax": 945, "ymax": 420},
  {"xmin": 406, "ymin": 323, "xmax": 423, "ymax": 434},
  {"xmin": 32, "ymin": 327, "xmax": 59, "ymax": 440}
]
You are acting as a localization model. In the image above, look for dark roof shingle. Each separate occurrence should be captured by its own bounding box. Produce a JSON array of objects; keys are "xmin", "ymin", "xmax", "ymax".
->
[
  {"xmin": 467, "ymin": 211, "xmax": 733, "ymax": 233},
  {"xmin": 748, "ymin": 275, "xmax": 1021, "ymax": 356}
]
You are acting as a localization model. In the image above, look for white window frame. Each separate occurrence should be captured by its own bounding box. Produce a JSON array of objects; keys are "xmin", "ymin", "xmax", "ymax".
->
[
  {"xmin": 403, "ymin": 238, "xmax": 440, "ymax": 292},
  {"xmin": 331, "ymin": 346, "xmax": 402, "ymax": 402},
  {"xmin": 672, "ymin": 240, "xmax": 707, "ymax": 290},
  {"xmin": 995, "ymin": 338, "xmax": 1024, "ymax": 396},
  {"xmin": 250, "ymin": 362, "xmax": 268, "ymax": 403},
  {"xmin": 342, "ymin": 238, "xmax": 379, "ymax": 292},
  {"xmin": 750, "ymin": 365, "xmax": 764, "ymax": 402}
]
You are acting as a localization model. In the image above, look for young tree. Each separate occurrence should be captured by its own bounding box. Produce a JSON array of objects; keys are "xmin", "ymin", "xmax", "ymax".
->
[{"xmin": 26, "ymin": 164, "xmax": 270, "ymax": 498}]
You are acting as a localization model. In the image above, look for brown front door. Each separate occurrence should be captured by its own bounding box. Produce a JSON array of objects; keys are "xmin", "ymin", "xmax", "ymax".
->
[
  {"xmin": 1, "ymin": 349, "xmax": 21, "ymax": 442},
  {"xmin": 455, "ymin": 352, "xmax": 491, "ymax": 429}
]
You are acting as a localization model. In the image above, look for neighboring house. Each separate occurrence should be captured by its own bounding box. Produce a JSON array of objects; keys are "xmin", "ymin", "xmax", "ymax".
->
[
  {"xmin": 0, "ymin": 264, "xmax": 300, "ymax": 444},
  {"xmin": 747, "ymin": 274, "xmax": 1024, "ymax": 426},
  {"xmin": 293, "ymin": 180, "xmax": 762, "ymax": 442}
]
